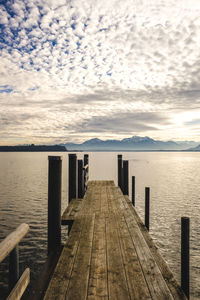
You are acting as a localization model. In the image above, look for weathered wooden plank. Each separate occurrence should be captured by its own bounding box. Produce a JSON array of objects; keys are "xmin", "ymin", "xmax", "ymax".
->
[
  {"xmin": 0, "ymin": 224, "xmax": 29, "ymax": 263},
  {"xmin": 61, "ymin": 198, "xmax": 83, "ymax": 225},
  {"xmin": 91, "ymin": 185, "xmax": 101, "ymax": 214},
  {"xmin": 106, "ymin": 203, "xmax": 130, "ymax": 299},
  {"xmin": 44, "ymin": 181, "xmax": 186, "ymax": 300},
  {"xmin": 7, "ymin": 268, "xmax": 30, "ymax": 300},
  {"xmin": 43, "ymin": 217, "xmax": 87, "ymax": 300},
  {"xmin": 65, "ymin": 214, "xmax": 95, "ymax": 300},
  {"xmin": 87, "ymin": 213, "xmax": 108, "ymax": 300},
  {"xmin": 107, "ymin": 187, "xmax": 151, "ymax": 300},
  {"xmin": 80, "ymin": 183, "xmax": 94, "ymax": 216},
  {"xmin": 88, "ymin": 181, "xmax": 115, "ymax": 186},
  {"xmin": 100, "ymin": 186, "xmax": 109, "ymax": 213},
  {"xmin": 124, "ymin": 195, "xmax": 187, "ymax": 300},
  {"xmin": 112, "ymin": 188, "xmax": 173, "ymax": 300}
]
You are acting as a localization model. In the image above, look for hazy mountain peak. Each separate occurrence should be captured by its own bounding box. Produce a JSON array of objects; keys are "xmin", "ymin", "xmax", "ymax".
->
[
  {"xmin": 63, "ymin": 136, "xmax": 199, "ymax": 151},
  {"xmin": 122, "ymin": 136, "xmax": 154, "ymax": 143},
  {"xmin": 188, "ymin": 144, "xmax": 200, "ymax": 151},
  {"xmin": 82, "ymin": 138, "xmax": 103, "ymax": 145}
]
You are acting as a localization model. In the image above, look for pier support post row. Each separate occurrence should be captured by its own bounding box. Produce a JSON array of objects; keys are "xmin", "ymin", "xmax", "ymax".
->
[
  {"xmin": 145, "ymin": 187, "xmax": 150, "ymax": 231},
  {"xmin": 84, "ymin": 154, "xmax": 89, "ymax": 192},
  {"xmin": 123, "ymin": 160, "xmax": 129, "ymax": 195},
  {"xmin": 48, "ymin": 156, "xmax": 62, "ymax": 255},
  {"xmin": 132, "ymin": 176, "xmax": 135, "ymax": 206},
  {"xmin": 78, "ymin": 159, "xmax": 84, "ymax": 198},
  {"xmin": 68, "ymin": 154, "xmax": 77, "ymax": 203},
  {"xmin": 181, "ymin": 217, "xmax": 190, "ymax": 299},
  {"xmin": 84, "ymin": 154, "xmax": 88, "ymax": 166},
  {"xmin": 9, "ymin": 246, "xmax": 19, "ymax": 291},
  {"xmin": 118, "ymin": 154, "xmax": 123, "ymax": 191}
]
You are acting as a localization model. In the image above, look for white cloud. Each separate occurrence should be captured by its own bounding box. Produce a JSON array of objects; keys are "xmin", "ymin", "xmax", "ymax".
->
[{"xmin": 0, "ymin": 0, "xmax": 200, "ymax": 144}]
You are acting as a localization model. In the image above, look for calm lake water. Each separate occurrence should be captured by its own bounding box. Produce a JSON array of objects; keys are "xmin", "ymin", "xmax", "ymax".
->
[{"xmin": 0, "ymin": 152, "xmax": 200, "ymax": 299}]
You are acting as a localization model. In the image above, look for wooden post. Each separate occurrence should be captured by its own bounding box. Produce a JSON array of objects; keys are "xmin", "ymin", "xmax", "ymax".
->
[
  {"xmin": 9, "ymin": 246, "xmax": 19, "ymax": 291},
  {"xmin": 48, "ymin": 156, "xmax": 62, "ymax": 255},
  {"xmin": 123, "ymin": 160, "xmax": 129, "ymax": 195},
  {"xmin": 78, "ymin": 160, "xmax": 84, "ymax": 198},
  {"xmin": 181, "ymin": 217, "xmax": 190, "ymax": 299},
  {"xmin": 83, "ymin": 154, "xmax": 89, "ymax": 192},
  {"xmin": 84, "ymin": 154, "xmax": 88, "ymax": 166},
  {"xmin": 132, "ymin": 176, "xmax": 135, "ymax": 206},
  {"xmin": 68, "ymin": 154, "xmax": 77, "ymax": 203},
  {"xmin": 145, "ymin": 187, "xmax": 150, "ymax": 231},
  {"xmin": 118, "ymin": 154, "xmax": 123, "ymax": 190}
]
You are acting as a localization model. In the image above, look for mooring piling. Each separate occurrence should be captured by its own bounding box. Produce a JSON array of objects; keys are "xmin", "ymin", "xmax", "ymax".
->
[
  {"xmin": 78, "ymin": 159, "xmax": 84, "ymax": 198},
  {"xmin": 84, "ymin": 154, "xmax": 89, "ymax": 166},
  {"xmin": 132, "ymin": 176, "xmax": 135, "ymax": 206},
  {"xmin": 9, "ymin": 246, "xmax": 19, "ymax": 292},
  {"xmin": 145, "ymin": 187, "xmax": 150, "ymax": 231},
  {"xmin": 48, "ymin": 156, "xmax": 62, "ymax": 255},
  {"xmin": 68, "ymin": 154, "xmax": 77, "ymax": 203},
  {"xmin": 83, "ymin": 154, "xmax": 89, "ymax": 193},
  {"xmin": 118, "ymin": 154, "xmax": 123, "ymax": 191},
  {"xmin": 181, "ymin": 216, "xmax": 190, "ymax": 299},
  {"xmin": 123, "ymin": 160, "xmax": 129, "ymax": 195}
]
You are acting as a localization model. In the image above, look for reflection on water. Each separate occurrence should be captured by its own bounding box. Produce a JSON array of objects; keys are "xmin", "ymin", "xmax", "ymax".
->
[{"xmin": 0, "ymin": 152, "xmax": 200, "ymax": 299}]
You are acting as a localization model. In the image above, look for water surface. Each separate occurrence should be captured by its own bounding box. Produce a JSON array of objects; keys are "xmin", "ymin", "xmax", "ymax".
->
[{"xmin": 0, "ymin": 152, "xmax": 199, "ymax": 299}]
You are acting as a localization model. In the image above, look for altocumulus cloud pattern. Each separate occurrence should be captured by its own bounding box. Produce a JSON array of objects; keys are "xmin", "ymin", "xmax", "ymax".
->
[{"xmin": 0, "ymin": 0, "xmax": 200, "ymax": 144}]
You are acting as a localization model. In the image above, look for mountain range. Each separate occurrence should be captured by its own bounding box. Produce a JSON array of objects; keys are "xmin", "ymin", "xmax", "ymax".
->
[
  {"xmin": 62, "ymin": 136, "xmax": 200, "ymax": 151},
  {"xmin": 188, "ymin": 144, "xmax": 200, "ymax": 151}
]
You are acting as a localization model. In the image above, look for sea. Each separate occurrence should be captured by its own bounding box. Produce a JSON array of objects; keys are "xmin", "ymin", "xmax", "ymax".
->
[{"xmin": 0, "ymin": 151, "xmax": 200, "ymax": 299}]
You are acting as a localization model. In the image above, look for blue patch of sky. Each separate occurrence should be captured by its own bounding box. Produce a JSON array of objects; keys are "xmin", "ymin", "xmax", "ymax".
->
[
  {"xmin": 29, "ymin": 58, "xmax": 34, "ymax": 65},
  {"xmin": 1, "ymin": 2, "xmax": 15, "ymax": 18},
  {"xmin": 0, "ymin": 88, "xmax": 13, "ymax": 93},
  {"xmin": 71, "ymin": 23, "xmax": 76, "ymax": 30},
  {"xmin": 76, "ymin": 41, "xmax": 81, "ymax": 49}
]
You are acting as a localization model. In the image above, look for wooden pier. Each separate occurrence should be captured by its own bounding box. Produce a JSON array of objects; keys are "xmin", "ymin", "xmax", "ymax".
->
[{"xmin": 43, "ymin": 180, "xmax": 187, "ymax": 300}]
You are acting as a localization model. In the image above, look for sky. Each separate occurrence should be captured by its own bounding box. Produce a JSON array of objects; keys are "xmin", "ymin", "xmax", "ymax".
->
[{"xmin": 0, "ymin": 0, "xmax": 200, "ymax": 145}]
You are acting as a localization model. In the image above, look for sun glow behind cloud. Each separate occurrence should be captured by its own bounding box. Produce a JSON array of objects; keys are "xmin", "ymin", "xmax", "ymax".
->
[{"xmin": 0, "ymin": 0, "xmax": 200, "ymax": 144}]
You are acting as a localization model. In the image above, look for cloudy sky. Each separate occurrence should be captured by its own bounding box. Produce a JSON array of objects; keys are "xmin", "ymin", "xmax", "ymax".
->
[{"xmin": 0, "ymin": 0, "xmax": 200, "ymax": 145}]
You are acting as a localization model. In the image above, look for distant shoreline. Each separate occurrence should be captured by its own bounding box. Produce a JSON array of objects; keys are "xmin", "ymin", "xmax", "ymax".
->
[
  {"xmin": 0, "ymin": 145, "xmax": 67, "ymax": 152},
  {"xmin": 0, "ymin": 148, "xmax": 199, "ymax": 152}
]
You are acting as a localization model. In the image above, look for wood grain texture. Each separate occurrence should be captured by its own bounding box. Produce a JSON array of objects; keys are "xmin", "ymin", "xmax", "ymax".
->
[
  {"xmin": 0, "ymin": 224, "xmax": 29, "ymax": 263},
  {"xmin": 112, "ymin": 187, "xmax": 174, "ymax": 300},
  {"xmin": 65, "ymin": 214, "xmax": 95, "ymax": 300},
  {"xmin": 43, "ymin": 181, "xmax": 186, "ymax": 300},
  {"xmin": 124, "ymin": 195, "xmax": 187, "ymax": 300},
  {"xmin": 106, "ymin": 211, "xmax": 130, "ymax": 300},
  {"xmin": 7, "ymin": 268, "xmax": 30, "ymax": 300},
  {"xmin": 44, "ymin": 217, "xmax": 87, "ymax": 300},
  {"xmin": 61, "ymin": 198, "xmax": 83, "ymax": 225},
  {"xmin": 107, "ymin": 187, "xmax": 151, "ymax": 300},
  {"xmin": 87, "ymin": 213, "xmax": 108, "ymax": 300}
]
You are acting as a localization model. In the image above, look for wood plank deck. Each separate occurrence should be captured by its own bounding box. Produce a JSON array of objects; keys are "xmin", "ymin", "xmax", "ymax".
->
[{"xmin": 43, "ymin": 181, "xmax": 187, "ymax": 300}]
